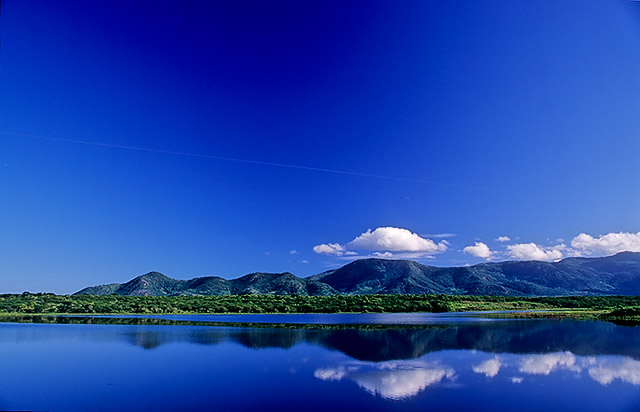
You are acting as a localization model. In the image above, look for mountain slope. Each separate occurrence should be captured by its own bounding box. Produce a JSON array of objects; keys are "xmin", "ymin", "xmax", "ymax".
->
[
  {"xmin": 74, "ymin": 252, "xmax": 640, "ymax": 296},
  {"xmin": 75, "ymin": 271, "xmax": 337, "ymax": 296},
  {"xmin": 229, "ymin": 272, "xmax": 336, "ymax": 295},
  {"xmin": 319, "ymin": 259, "xmax": 446, "ymax": 294},
  {"xmin": 322, "ymin": 253, "xmax": 640, "ymax": 296}
]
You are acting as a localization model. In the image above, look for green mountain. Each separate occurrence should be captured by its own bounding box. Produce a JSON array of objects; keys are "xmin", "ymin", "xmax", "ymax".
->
[
  {"xmin": 323, "ymin": 252, "xmax": 640, "ymax": 295},
  {"xmin": 74, "ymin": 252, "xmax": 640, "ymax": 296},
  {"xmin": 75, "ymin": 271, "xmax": 337, "ymax": 296}
]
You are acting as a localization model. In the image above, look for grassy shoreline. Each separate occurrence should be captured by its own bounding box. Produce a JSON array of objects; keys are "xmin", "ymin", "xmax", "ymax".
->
[
  {"xmin": 0, "ymin": 310, "xmax": 637, "ymax": 329},
  {"xmin": 0, "ymin": 293, "xmax": 638, "ymax": 323}
]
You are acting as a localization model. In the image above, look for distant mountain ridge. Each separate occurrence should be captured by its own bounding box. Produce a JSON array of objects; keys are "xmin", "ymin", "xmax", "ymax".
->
[
  {"xmin": 76, "ymin": 271, "xmax": 336, "ymax": 296},
  {"xmin": 74, "ymin": 252, "xmax": 640, "ymax": 296}
]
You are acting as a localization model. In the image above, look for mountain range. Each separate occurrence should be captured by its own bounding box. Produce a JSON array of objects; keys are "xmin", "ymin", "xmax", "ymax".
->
[{"xmin": 74, "ymin": 252, "xmax": 640, "ymax": 297}]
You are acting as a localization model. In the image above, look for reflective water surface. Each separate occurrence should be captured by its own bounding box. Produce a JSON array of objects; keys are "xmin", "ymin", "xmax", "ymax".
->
[{"xmin": 0, "ymin": 314, "xmax": 638, "ymax": 411}]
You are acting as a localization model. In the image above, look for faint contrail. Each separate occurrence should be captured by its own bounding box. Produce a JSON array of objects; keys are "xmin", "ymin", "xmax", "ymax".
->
[{"xmin": 1, "ymin": 131, "xmax": 499, "ymax": 191}]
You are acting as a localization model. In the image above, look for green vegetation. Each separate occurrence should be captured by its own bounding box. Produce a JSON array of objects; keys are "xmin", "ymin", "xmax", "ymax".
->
[
  {"xmin": 1, "ymin": 293, "xmax": 640, "ymax": 321},
  {"xmin": 0, "ymin": 314, "xmax": 459, "ymax": 330}
]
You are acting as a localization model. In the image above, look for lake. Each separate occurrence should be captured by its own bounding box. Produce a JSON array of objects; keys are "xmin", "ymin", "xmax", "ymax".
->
[{"xmin": 0, "ymin": 313, "xmax": 638, "ymax": 411}]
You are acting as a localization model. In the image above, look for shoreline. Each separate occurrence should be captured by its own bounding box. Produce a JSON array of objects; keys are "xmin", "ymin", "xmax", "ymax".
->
[{"xmin": 0, "ymin": 308, "xmax": 637, "ymax": 327}]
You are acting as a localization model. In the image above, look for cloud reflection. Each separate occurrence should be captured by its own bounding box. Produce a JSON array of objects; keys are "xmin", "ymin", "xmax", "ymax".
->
[
  {"xmin": 510, "ymin": 352, "xmax": 640, "ymax": 387},
  {"xmin": 587, "ymin": 358, "xmax": 640, "ymax": 386},
  {"xmin": 519, "ymin": 351, "xmax": 581, "ymax": 375},
  {"xmin": 473, "ymin": 357, "xmax": 502, "ymax": 377},
  {"xmin": 315, "ymin": 360, "xmax": 455, "ymax": 400}
]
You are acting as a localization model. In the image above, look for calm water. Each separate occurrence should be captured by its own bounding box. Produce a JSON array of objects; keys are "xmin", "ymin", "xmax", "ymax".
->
[{"xmin": 0, "ymin": 314, "xmax": 638, "ymax": 411}]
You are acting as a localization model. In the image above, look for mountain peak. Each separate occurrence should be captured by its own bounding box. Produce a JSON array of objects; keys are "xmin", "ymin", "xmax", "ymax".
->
[
  {"xmin": 138, "ymin": 271, "xmax": 170, "ymax": 279},
  {"xmin": 74, "ymin": 253, "xmax": 640, "ymax": 297}
]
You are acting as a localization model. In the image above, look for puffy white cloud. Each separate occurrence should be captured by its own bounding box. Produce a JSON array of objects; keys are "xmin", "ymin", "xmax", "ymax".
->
[
  {"xmin": 510, "ymin": 377, "xmax": 523, "ymax": 384},
  {"xmin": 314, "ymin": 227, "xmax": 447, "ymax": 259},
  {"xmin": 289, "ymin": 249, "xmax": 298, "ymax": 255},
  {"xmin": 313, "ymin": 243, "xmax": 346, "ymax": 256},
  {"xmin": 496, "ymin": 236, "xmax": 511, "ymax": 242},
  {"xmin": 519, "ymin": 352, "xmax": 580, "ymax": 375},
  {"xmin": 472, "ymin": 358, "xmax": 502, "ymax": 377},
  {"xmin": 507, "ymin": 243, "xmax": 565, "ymax": 261},
  {"xmin": 463, "ymin": 242, "xmax": 493, "ymax": 260},
  {"xmin": 587, "ymin": 357, "xmax": 640, "ymax": 386},
  {"xmin": 348, "ymin": 227, "xmax": 448, "ymax": 254},
  {"xmin": 571, "ymin": 232, "xmax": 640, "ymax": 255}
]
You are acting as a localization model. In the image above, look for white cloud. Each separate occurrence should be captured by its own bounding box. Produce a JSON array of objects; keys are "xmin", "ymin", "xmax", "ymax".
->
[
  {"xmin": 313, "ymin": 227, "xmax": 448, "ymax": 259},
  {"xmin": 496, "ymin": 236, "xmax": 511, "ymax": 242},
  {"xmin": 313, "ymin": 243, "xmax": 346, "ymax": 256},
  {"xmin": 463, "ymin": 242, "xmax": 493, "ymax": 260},
  {"xmin": 289, "ymin": 249, "xmax": 298, "ymax": 255},
  {"xmin": 511, "ymin": 377, "xmax": 523, "ymax": 384},
  {"xmin": 472, "ymin": 358, "xmax": 502, "ymax": 377},
  {"xmin": 372, "ymin": 251, "xmax": 394, "ymax": 258},
  {"xmin": 347, "ymin": 251, "xmax": 440, "ymax": 261},
  {"xmin": 301, "ymin": 259, "xmax": 309, "ymax": 264},
  {"xmin": 507, "ymin": 243, "xmax": 565, "ymax": 261},
  {"xmin": 571, "ymin": 232, "xmax": 640, "ymax": 255},
  {"xmin": 519, "ymin": 352, "xmax": 580, "ymax": 375},
  {"xmin": 348, "ymin": 227, "xmax": 448, "ymax": 254},
  {"xmin": 424, "ymin": 233, "xmax": 457, "ymax": 239}
]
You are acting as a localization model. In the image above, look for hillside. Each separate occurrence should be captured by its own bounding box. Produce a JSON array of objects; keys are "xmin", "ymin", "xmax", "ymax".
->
[
  {"xmin": 74, "ymin": 252, "xmax": 640, "ymax": 297},
  {"xmin": 75, "ymin": 271, "xmax": 337, "ymax": 296}
]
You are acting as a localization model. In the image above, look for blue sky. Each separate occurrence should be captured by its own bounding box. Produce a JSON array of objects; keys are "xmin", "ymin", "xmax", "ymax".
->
[{"xmin": 1, "ymin": 0, "xmax": 639, "ymax": 293}]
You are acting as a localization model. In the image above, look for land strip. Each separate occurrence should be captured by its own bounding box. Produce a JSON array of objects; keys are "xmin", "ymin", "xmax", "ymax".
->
[{"xmin": 0, "ymin": 293, "xmax": 639, "ymax": 322}]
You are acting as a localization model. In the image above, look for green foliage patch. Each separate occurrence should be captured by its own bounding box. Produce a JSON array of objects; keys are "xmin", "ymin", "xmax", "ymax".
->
[{"xmin": 1, "ymin": 293, "xmax": 639, "ymax": 316}]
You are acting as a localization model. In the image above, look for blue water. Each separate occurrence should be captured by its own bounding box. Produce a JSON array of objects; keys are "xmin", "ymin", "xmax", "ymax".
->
[
  {"xmin": 88, "ymin": 311, "xmax": 540, "ymax": 324},
  {"xmin": 0, "ymin": 314, "xmax": 638, "ymax": 411}
]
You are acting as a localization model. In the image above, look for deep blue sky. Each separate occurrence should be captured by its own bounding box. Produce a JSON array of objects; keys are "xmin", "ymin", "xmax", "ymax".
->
[{"xmin": 1, "ymin": 0, "xmax": 639, "ymax": 293}]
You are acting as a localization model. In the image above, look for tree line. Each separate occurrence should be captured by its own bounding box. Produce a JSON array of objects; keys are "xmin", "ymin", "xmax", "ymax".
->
[{"xmin": 0, "ymin": 293, "xmax": 638, "ymax": 315}]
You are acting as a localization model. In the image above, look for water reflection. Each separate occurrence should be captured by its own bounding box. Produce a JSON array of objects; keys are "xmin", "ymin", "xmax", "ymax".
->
[
  {"xmin": 513, "ymin": 353, "xmax": 640, "ymax": 385},
  {"xmin": 588, "ymin": 357, "xmax": 640, "ymax": 385},
  {"xmin": 518, "ymin": 351, "xmax": 581, "ymax": 375},
  {"xmin": 473, "ymin": 357, "xmax": 502, "ymax": 377},
  {"xmin": 0, "ymin": 317, "xmax": 638, "ymax": 411},
  {"xmin": 314, "ymin": 352, "xmax": 640, "ymax": 400},
  {"xmin": 118, "ymin": 320, "xmax": 640, "ymax": 362},
  {"xmin": 315, "ymin": 360, "xmax": 455, "ymax": 400},
  {"xmin": 2, "ymin": 316, "xmax": 640, "ymax": 360}
]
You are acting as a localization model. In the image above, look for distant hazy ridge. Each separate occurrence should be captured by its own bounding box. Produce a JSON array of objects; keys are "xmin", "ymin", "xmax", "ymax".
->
[{"xmin": 75, "ymin": 252, "xmax": 640, "ymax": 297}]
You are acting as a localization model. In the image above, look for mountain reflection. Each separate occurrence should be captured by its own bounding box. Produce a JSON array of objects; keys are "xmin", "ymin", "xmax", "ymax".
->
[
  {"xmin": 115, "ymin": 320, "xmax": 640, "ymax": 362},
  {"xmin": 1, "ymin": 317, "xmax": 638, "ymax": 411},
  {"xmin": 112, "ymin": 317, "xmax": 640, "ymax": 399}
]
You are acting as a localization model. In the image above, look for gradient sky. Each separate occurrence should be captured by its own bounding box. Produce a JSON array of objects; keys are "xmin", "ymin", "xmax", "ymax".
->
[{"xmin": 1, "ymin": 0, "xmax": 639, "ymax": 293}]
